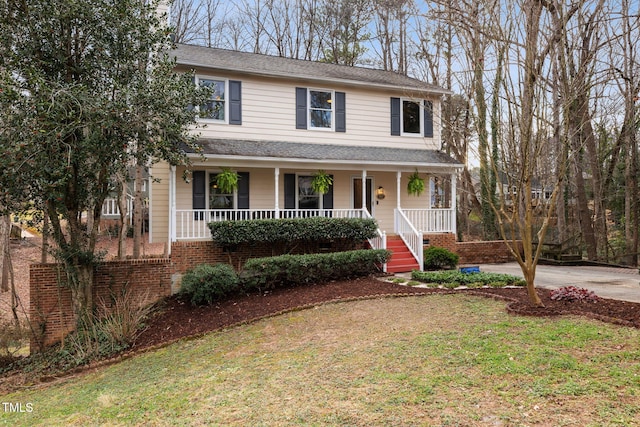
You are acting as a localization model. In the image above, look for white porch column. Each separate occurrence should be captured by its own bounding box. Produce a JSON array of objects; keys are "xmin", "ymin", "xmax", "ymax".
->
[
  {"xmin": 274, "ymin": 167, "xmax": 280, "ymax": 217},
  {"xmin": 451, "ymin": 172, "xmax": 457, "ymax": 236},
  {"xmin": 169, "ymin": 165, "xmax": 176, "ymax": 249},
  {"xmin": 396, "ymin": 171, "xmax": 402, "ymax": 209},
  {"xmin": 361, "ymin": 169, "xmax": 367, "ymax": 213}
]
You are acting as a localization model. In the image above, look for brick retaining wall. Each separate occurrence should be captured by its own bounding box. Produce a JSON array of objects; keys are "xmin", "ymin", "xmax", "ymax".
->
[
  {"xmin": 455, "ymin": 240, "xmax": 522, "ymax": 265},
  {"xmin": 29, "ymin": 237, "xmax": 518, "ymax": 351},
  {"xmin": 30, "ymin": 258, "xmax": 170, "ymax": 351}
]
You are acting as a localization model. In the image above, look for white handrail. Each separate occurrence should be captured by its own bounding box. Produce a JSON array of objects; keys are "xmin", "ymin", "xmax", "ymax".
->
[
  {"xmin": 394, "ymin": 208, "xmax": 424, "ymax": 271},
  {"xmin": 361, "ymin": 207, "xmax": 387, "ymax": 272}
]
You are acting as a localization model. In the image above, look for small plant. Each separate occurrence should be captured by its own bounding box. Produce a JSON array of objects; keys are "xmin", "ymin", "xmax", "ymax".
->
[
  {"xmin": 423, "ymin": 246, "xmax": 459, "ymax": 270},
  {"xmin": 550, "ymin": 286, "xmax": 600, "ymax": 302},
  {"xmin": 311, "ymin": 170, "xmax": 333, "ymax": 194},
  {"xmin": 407, "ymin": 170, "xmax": 425, "ymax": 196},
  {"xmin": 0, "ymin": 319, "xmax": 29, "ymax": 368},
  {"xmin": 180, "ymin": 263, "xmax": 240, "ymax": 305},
  {"xmin": 214, "ymin": 168, "xmax": 239, "ymax": 194}
]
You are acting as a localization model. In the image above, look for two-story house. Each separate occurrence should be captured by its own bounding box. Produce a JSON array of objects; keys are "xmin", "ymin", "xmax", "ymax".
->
[{"xmin": 148, "ymin": 43, "xmax": 462, "ymax": 272}]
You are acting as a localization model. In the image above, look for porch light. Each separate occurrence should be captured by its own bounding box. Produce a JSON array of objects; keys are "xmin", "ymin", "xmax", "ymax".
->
[{"xmin": 376, "ymin": 186, "xmax": 386, "ymax": 200}]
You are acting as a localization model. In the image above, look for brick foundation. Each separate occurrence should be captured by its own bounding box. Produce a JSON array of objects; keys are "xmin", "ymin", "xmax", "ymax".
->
[
  {"xmin": 30, "ymin": 258, "xmax": 170, "ymax": 351},
  {"xmin": 169, "ymin": 239, "xmax": 367, "ymax": 292}
]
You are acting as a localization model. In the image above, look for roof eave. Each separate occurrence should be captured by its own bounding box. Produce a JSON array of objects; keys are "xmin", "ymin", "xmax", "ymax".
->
[
  {"xmin": 175, "ymin": 59, "xmax": 453, "ymax": 96},
  {"xmin": 187, "ymin": 152, "xmax": 463, "ymax": 172}
]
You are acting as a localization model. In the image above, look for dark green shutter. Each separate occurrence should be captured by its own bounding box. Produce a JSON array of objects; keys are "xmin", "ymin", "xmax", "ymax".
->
[
  {"xmin": 335, "ymin": 92, "xmax": 346, "ymax": 132},
  {"xmin": 424, "ymin": 100, "xmax": 433, "ymax": 137},
  {"xmin": 192, "ymin": 170, "xmax": 206, "ymax": 220},
  {"xmin": 296, "ymin": 87, "xmax": 307, "ymax": 129},
  {"xmin": 284, "ymin": 173, "xmax": 296, "ymax": 209},
  {"xmin": 322, "ymin": 175, "xmax": 334, "ymax": 209},
  {"xmin": 229, "ymin": 80, "xmax": 242, "ymax": 125},
  {"xmin": 237, "ymin": 172, "xmax": 249, "ymax": 209},
  {"xmin": 390, "ymin": 97, "xmax": 400, "ymax": 135}
]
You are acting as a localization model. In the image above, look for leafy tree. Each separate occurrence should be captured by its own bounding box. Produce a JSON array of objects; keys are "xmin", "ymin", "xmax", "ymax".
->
[{"xmin": 0, "ymin": 0, "xmax": 208, "ymax": 322}]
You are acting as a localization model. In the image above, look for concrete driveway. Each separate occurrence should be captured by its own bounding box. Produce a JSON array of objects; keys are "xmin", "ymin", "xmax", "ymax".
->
[{"xmin": 480, "ymin": 262, "xmax": 640, "ymax": 303}]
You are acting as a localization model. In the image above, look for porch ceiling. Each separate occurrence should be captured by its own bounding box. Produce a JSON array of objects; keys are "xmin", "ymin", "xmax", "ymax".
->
[{"xmin": 186, "ymin": 138, "xmax": 463, "ymax": 172}]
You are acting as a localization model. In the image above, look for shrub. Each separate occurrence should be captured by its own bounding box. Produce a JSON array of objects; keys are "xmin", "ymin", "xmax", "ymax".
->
[
  {"xmin": 59, "ymin": 287, "xmax": 156, "ymax": 367},
  {"xmin": 180, "ymin": 263, "xmax": 240, "ymax": 305},
  {"xmin": 550, "ymin": 286, "xmax": 600, "ymax": 302},
  {"xmin": 0, "ymin": 319, "xmax": 29, "ymax": 369},
  {"xmin": 242, "ymin": 249, "xmax": 390, "ymax": 291},
  {"xmin": 209, "ymin": 217, "xmax": 379, "ymax": 246},
  {"xmin": 411, "ymin": 270, "xmax": 526, "ymax": 287},
  {"xmin": 423, "ymin": 246, "xmax": 459, "ymax": 270}
]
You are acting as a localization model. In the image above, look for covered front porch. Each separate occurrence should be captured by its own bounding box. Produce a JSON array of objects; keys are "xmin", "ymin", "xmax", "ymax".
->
[
  {"xmin": 152, "ymin": 139, "xmax": 463, "ymax": 271},
  {"xmin": 168, "ymin": 167, "xmax": 458, "ymax": 271}
]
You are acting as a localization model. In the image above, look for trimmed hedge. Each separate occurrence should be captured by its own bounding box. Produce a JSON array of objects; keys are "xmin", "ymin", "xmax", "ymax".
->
[
  {"xmin": 242, "ymin": 249, "xmax": 391, "ymax": 291},
  {"xmin": 209, "ymin": 217, "xmax": 379, "ymax": 246},
  {"xmin": 179, "ymin": 263, "xmax": 240, "ymax": 305},
  {"xmin": 411, "ymin": 270, "xmax": 526, "ymax": 288}
]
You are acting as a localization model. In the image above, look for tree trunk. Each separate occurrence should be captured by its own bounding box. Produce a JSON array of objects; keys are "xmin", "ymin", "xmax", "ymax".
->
[
  {"xmin": 0, "ymin": 214, "xmax": 9, "ymax": 292},
  {"xmin": 133, "ymin": 164, "xmax": 144, "ymax": 259},
  {"xmin": 117, "ymin": 171, "xmax": 128, "ymax": 259},
  {"xmin": 41, "ymin": 212, "xmax": 49, "ymax": 264}
]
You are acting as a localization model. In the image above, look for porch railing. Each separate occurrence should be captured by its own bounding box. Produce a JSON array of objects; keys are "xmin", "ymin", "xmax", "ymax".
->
[
  {"xmin": 102, "ymin": 196, "xmax": 134, "ymax": 218},
  {"xmin": 401, "ymin": 208, "xmax": 454, "ymax": 233},
  {"xmin": 394, "ymin": 208, "xmax": 424, "ymax": 271},
  {"xmin": 174, "ymin": 208, "xmax": 369, "ymax": 240}
]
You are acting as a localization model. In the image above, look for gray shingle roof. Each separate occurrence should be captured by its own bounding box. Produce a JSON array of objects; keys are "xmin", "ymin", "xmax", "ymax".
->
[
  {"xmin": 189, "ymin": 139, "xmax": 462, "ymax": 169},
  {"xmin": 173, "ymin": 44, "xmax": 450, "ymax": 95}
]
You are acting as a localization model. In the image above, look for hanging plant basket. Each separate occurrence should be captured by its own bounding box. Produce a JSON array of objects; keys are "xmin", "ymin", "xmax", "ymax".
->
[
  {"xmin": 407, "ymin": 170, "xmax": 425, "ymax": 196},
  {"xmin": 311, "ymin": 170, "xmax": 333, "ymax": 195},
  {"xmin": 214, "ymin": 168, "xmax": 239, "ymax": 194}
]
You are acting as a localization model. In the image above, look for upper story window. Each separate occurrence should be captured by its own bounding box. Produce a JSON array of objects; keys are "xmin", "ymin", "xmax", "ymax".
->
[
  {"xmin": 402, "ymin": 99, "xmax": 421, "ymax": 135},
  {"xmin": 309, "ymin": 89, "xmax": 333, "ymax": 130},
  {"xmin": 196, "ymin": 77, "xmax": 226, "ymax": 121},
  {"xmin": 296, "ymin": 87, "xmax": 346, "ymax": 132},
  {"xmin": 193, "ymin": 77, "xmax": 242, "ymax": 125},
  {"xmin": 391, "ymin": 97, "xmax": 433, "ymax": 138}
]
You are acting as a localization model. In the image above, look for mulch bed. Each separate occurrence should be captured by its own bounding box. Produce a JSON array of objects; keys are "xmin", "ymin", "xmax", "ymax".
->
[{"xmin": 133, "ymin": 276, "xmax": 640, "ymax": 352}]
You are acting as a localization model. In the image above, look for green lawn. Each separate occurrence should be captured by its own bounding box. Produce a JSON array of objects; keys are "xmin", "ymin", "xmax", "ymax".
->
[{"xmin": 2, "ymin": 294, "xmax": 640, "ymax": 426}]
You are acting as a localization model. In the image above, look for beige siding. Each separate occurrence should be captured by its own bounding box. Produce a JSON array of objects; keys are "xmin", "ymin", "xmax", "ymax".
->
[
  {"xmin": 185, "ymin": 71, "xmax": 442, "ymax": 151},
  {"xmin": 149, "ymin": 162, "xmax": 170, "ymax": 244}
]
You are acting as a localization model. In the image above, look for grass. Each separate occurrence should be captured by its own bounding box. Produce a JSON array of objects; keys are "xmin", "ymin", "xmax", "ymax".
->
[{"xmin": 2, "ymin": 294, "xmax": 640, "ymax": 426}]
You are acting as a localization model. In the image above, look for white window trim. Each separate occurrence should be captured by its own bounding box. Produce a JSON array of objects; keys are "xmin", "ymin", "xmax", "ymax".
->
[
  {"xmin": 195, "ymin": 76, "xmax": 228, "ymax": 124},
  {"xmin": 307, "ymin": 88, "xmax": 335, "ymax": 131},
  {"xmin": 296, "ymin": 173, "xmax": 323, "ymax": 209},
  {"xmin": 400, "ymin": 97, "xmax": 423, "ymax": 137},
  {"xmin": 208, "ymin": 170, "xmax": 237, "ymax": 209}
]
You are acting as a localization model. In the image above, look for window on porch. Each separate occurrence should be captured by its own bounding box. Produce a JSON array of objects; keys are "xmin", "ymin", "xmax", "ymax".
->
[
  {"xmin": 210, "ymin": 174, "xmax": 235, "ymax": 209},
  {"xmin": 430, "ymin": 175, "xmax": 451, "ymax": 209}
]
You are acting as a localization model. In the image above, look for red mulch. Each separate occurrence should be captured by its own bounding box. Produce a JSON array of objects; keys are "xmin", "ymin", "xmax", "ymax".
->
[{"xmin": 132, "ymin": 277, "xmax": 640, "ymax": 352}]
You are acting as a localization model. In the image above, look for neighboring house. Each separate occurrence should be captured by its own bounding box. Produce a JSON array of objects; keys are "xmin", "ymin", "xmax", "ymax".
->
[
  {"xmin": 148, "ymin": 43, "xmax": 463, "ymax": 271},
  {"xmin": 101, "ymin": 167, "xmax": 150, "ymax": 232}
]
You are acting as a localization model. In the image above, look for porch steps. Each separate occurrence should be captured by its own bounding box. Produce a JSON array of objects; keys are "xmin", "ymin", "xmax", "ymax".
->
[{"xmin": 386, "ymin": 236, "xmax": 420, "ymax": 273}]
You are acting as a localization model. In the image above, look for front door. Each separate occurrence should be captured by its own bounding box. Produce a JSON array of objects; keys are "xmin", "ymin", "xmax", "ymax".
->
[{"xmin": 353, "ymin": 177, "xmax": 373, "ymax": 214}]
